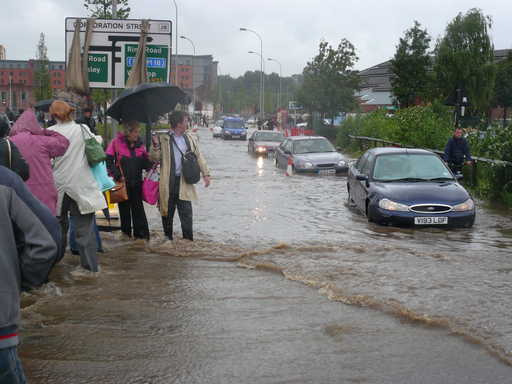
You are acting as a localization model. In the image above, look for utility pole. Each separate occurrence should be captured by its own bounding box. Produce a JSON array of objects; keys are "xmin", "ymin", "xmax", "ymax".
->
[{"xmin": 172, "ymin": 0, "xmax": 178, "ymax": 85}]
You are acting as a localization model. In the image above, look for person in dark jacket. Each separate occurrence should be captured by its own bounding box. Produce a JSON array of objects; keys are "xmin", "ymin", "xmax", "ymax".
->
[
  {"xmin": 106, "ymin": 121, "xmax": 153, "ymax": 240},
  {"xmin": 444, "ymin": 127, "xmax": 473, "ymax": 174},
  {"xmin": 76, "ymin": 107, "xmax": 97, "ymax": 135},
  {"xmin": 0, "ymin": 169, "xmax": 57, "ymax": 383},
  {"xmin": 0, "ymin": 165, "xmax": 62, "ymax": 268},
  {"xmin": 0, "ymin": 114, "xmax": 29, "ymax": 181}
]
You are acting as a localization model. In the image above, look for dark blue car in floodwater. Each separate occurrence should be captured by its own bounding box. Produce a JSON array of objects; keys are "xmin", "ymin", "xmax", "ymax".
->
[
  {"xmin": 347, "ymin": 147, "xmax": 475, "ymax": 228},
  {"xmin": 222, "ymin": 117, "xmax": 247, "ymax": 140}
]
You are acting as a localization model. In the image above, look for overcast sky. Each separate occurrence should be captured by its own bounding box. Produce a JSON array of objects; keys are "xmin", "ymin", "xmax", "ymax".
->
[{"xmin": 1, "ymin": 0, "xmax": 511, "ymax": 77}]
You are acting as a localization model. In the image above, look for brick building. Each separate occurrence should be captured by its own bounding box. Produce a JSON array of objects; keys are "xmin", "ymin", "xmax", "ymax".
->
[
  {"xmin": 171, "ymin": 54, "xmax": 218, "ymax": 104},
  {"xmin": 0, "ymin": 53, "xmax": 218, "ymax": 113},
  {"xmin": 0, "ymin": 59, "xmax": 65, "ymax": 113}
]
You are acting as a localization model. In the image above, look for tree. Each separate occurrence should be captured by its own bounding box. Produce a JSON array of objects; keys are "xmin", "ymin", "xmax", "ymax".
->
[
  {"xmin": 434, "ymin": 8, "xmax": 495, "ymax": 118},
  {"xmin": 34, "ymin": 33, "xmax": 52, "ymax": 101},
  {"xmin": 390, "ymin": 21, "xmax": 432, "ymax": 108},
  {"xmin": 297, "ymin": 39, "xmax": 360, "ymax": 126},
  {"xmin": 216, "ymin": 71, "xmax": 300, "ymax": 115},
  {"xmin": 83, "ymin": 0, "xmax": 130, "ymax": 19},
  {"xmin": 493, "ymin": 52, "xmax": 512, "ymax": 127}
]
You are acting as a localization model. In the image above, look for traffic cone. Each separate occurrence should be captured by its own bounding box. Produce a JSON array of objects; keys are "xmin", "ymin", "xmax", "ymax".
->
[{"xmin": 285, "ymin": 157, "xmax": 294, "ymax": 176}]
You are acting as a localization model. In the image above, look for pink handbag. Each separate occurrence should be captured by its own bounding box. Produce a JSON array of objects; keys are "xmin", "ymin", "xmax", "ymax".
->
[{"xmin": 142, "ymin": 165, "xmax": 160, "ymax": 205}]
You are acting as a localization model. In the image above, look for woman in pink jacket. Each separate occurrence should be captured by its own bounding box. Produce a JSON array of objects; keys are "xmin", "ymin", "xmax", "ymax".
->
[{"xmin": 10, "ymin": 109, "xmax": 69, "ymax": 215}]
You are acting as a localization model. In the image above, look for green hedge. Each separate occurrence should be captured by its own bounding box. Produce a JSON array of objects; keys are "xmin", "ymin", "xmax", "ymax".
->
[
  {"xmin": 336, "ymin": 103, "xmax": 453, "ymax": 150},
  {"xmin": 336, "ymin": 105, "xmax": 512, "ymax": 207}
]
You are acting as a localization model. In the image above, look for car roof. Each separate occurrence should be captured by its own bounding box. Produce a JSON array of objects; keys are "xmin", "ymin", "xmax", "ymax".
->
[
  {"xmin": 223, "ymin": 117, "xmax": 244, "ymax": 121},
  {"xmin": 285, "ymin": 136, "xmax": 327, "ymax": 141},
  {"xmin": 367, "ymin": 147, "xmax": 436, "ymax": 156},
  {"xmin": 254, "ymin": 130, "xmax": 282, "ymax": 134}
]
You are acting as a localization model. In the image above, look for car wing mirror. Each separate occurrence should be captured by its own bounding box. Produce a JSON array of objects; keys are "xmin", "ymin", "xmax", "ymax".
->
[
  {"xmin": 356, "ymin": 174, "xmax": 368, "ymax": 181},
  {"xmin": 455, "ymin": 173, "xmax": 464, "ymax": 180}
]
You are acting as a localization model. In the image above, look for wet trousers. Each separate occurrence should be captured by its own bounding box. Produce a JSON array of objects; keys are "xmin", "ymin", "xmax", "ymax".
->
[
  {"xmin": 59, "ymin": 194, "xmax": 98, "ymax": 272},
  {"xmin": 0, "ymin": 347, "xmax": 26, "ymax": 384},
  {"xmin": 161, "ymin": 178, "xmax": 193, "ymax": 240},
  {"xmin": 118, "ymin": 183, "xmax": 149, "ymax": 239},
  {"xmin": 69, "ymin": 216, "xmax": 103, "ymax": 253}
]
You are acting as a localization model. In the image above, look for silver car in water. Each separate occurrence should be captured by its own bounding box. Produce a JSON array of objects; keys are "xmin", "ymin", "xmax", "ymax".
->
[{"xmin": 274, "ymin": 136, "xmax": 348, "ymax": 174}]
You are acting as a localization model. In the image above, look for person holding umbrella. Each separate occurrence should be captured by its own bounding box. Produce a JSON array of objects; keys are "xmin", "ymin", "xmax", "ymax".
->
[
  {"xmin": 105, "ymin": 120, "xmax": 153, "ymax": 241},
  {"xmin": 150, "ymin": 110, "xmax": 211, "ymax": 241}
]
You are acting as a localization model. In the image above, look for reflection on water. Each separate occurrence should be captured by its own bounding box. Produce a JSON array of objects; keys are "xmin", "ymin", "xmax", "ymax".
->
[{"xmin": 256, "ymin": 155, "xmax": 264, "ymax": 177}]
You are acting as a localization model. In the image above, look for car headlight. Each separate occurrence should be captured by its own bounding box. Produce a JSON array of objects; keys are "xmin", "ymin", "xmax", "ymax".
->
[
  {"xmin": 303, "ymin": 161, "xmax": 314, "ymax": 169},
  {"xmin": 256, "ymin": 146, "xmax": 266, "ymax": 152},
  {"xmin": 452, "ymin": 199, "xmax": 474, "ymax": 211},
  {"xmin": 337, "ymin": 160, "xmax": 347, "ymax": 167},
  {"xmin": 378, "ymin": 198, "xmax": 409, "ymax": 211}
]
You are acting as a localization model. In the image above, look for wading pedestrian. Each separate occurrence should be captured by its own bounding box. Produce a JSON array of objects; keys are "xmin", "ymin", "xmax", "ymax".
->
[
  {"xmin": 443, "ymin": 127, "xmax": 473, "ymax": 175},
  {"xmin": 0, "ymin": 168, "xmax": 57, "ymax": 384},
  {"xmin": 9, "ymin": 109, "xmax": 69, "ymax": 215},
  {"xmin": 150, "ymin": 111, "xmax": 210, "ymax": 241},
  {"xmin": 48, "ymin": 101, "xmax": 106, "ymax": 272},
  {"xmin": 106, "ymin": 120, "xmax": 152, "ymax": 240}
]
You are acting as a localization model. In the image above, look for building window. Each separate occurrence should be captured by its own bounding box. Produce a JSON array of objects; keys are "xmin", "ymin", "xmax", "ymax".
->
[{"xmin": 21, "ymin": 92, "xmax": 26, "ymax": 100}]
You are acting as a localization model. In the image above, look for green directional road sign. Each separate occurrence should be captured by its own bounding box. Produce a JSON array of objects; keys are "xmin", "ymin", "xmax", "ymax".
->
[
  {"xmin": 125, "ymin": 44, "xmax": 169, "ymax": 83},
  {"xmin": 88, "ymin": 54, "xmax": 108, "ymax": 83}
]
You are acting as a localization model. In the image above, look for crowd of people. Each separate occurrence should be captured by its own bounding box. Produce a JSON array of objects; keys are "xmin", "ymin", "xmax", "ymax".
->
[{"xmin": 0, "ymin": 102, "xmax": 210, "ymax": 382}]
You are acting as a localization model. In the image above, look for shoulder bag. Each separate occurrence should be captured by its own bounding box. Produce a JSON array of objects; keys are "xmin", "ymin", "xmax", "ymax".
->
[
  {"xmin": 172, "ymin": 134, "xmax": 201, "ymax": 184},
  {"xmin": 80, "ymin": 124, "xmax": 106, "ymax": 165},
  {"xmin": 108, "ymin": 139, "xmax": 129, "ymax": 204}
]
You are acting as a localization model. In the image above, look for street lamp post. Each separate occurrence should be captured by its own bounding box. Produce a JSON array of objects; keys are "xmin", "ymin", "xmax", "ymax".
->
[
  {"xmin": 267, "ymin": 57, "xmax": 282, "ymax": 111},
  {"xmin": 248, "ymin": 50, "xmax": 263, "ymax": 117},
  {"xmin": 180, "ymin": 35, "xmax": 196, "ymax": 113},
  {"xmin": 240, "ymin": 27, "xmax": 264, "ymax": 120},
  {"xmin": 172, "ymin": 0, "xmax": 178, "ymax": 85}
]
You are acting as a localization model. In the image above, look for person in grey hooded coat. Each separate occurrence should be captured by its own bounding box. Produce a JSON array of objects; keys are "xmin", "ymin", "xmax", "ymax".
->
[{"xmin": 0, "ymin": 167, "xmax": 57, "ymax": 383}]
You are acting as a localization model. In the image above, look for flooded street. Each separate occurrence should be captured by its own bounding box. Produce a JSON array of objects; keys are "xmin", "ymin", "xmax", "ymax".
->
[{"xmin": 21, "ymin": 126, "xmax": 512, "ymax": 383}]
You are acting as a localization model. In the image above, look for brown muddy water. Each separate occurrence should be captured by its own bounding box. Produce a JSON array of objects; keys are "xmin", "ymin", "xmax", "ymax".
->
[{"xmin": 20, "ymin": 127, "xmax": 512, "ymax": 383}]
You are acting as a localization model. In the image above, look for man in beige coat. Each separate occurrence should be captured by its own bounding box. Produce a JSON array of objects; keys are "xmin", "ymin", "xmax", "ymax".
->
[{"xmin": 150, "ymin": 111, "xmax": 210, "ymax": 241}]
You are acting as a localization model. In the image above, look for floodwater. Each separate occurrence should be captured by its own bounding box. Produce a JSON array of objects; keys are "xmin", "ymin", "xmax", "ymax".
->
[{"xmin": 20, "ymin": 127, "xmax": 512, "ymax": 383}]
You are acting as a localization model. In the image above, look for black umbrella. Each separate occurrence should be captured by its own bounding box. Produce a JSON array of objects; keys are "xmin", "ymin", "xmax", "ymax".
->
[
  {"xmin": 107, "ymin": 82, "xmax": 190, "ymax": 124},
  {"xmin": 34, "ymin": 99, "xmax": 54, "ymax": 112}
]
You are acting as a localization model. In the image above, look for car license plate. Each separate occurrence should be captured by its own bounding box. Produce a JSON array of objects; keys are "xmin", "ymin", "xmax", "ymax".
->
[
  {"xmin": 414, "ymin": 217, "xmax": 448, "ymax": 225},
  {"xmin": 318, "ymin": 169, "xmax": 335, "ymax": 175},
  {"xmin": 232, "ymin": 135, "xmax": 240, "ymax": 138}
]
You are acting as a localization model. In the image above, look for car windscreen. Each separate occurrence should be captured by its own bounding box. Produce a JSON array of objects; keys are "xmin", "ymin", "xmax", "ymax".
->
[
  {"xmin": 372, "ymin": 154, "xmax": 454, "ymax": 181},
  {"xmin": 293, "ymin": 139, "xmax": 335, "ymax": 154},
  {"xmin": 255, "ymin": 132, "xmax": 284, "ymax": 142},
  {"xmin": 224, "ymin": 120, "xmax": 244, "ymax": 129}
]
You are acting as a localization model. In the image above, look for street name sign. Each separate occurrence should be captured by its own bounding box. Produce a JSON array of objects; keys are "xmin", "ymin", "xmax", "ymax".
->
[{"xmin": 65, "ymin": 18, "xmax": 172, "ymax": 89}]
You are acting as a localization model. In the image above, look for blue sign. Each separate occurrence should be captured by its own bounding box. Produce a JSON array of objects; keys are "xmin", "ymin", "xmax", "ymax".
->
[{"xmin": 126, "ymin": 57, "xmax": 167, "ymax": 68}]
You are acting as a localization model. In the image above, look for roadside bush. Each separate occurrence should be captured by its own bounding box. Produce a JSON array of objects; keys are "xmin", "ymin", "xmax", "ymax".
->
[
  {"xmin": 336, "ymin": 102, "xmax": 453, "ymax": 151},
  {"xmin": 336, "ymin": 104, "xmax": 512, "ymax": 207}
]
